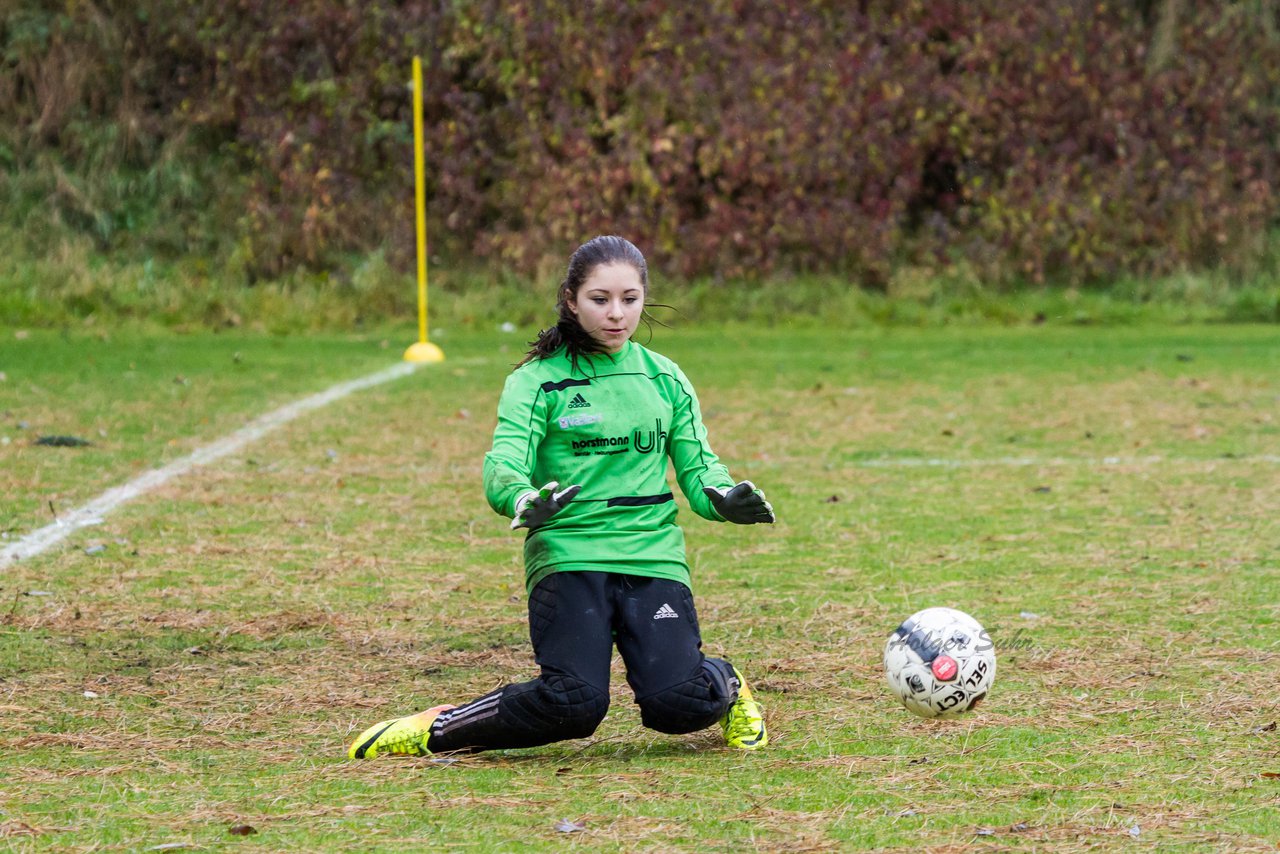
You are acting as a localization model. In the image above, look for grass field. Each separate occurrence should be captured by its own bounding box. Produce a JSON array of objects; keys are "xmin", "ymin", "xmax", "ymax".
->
[{"xmin": 1, "ymin": 322, "xmax": 1278, "ymax": 851}]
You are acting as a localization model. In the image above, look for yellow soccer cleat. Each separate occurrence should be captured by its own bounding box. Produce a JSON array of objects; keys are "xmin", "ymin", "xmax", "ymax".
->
[
  {"xmin": 720, "ymin": 667, "xmax": 768, "ymax": 750},
  {"xmin": 348, "ymin": 704, "xmax": 456, "ymax": 759}
]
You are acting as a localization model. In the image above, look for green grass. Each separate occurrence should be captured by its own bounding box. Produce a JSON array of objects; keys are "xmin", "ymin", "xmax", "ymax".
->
[
  {"xmin": 3, "ymin": 234, "xmax": 1279, "ymax": 333},
  {"xmin": 1, "ymin": 323, "xmax": 1278, "ymax": 850}
]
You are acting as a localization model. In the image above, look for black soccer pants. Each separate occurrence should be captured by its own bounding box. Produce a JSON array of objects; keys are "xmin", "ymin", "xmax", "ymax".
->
[{"xmin": 427, "ymin": 571, "xmax": 741, "ymax": 753}]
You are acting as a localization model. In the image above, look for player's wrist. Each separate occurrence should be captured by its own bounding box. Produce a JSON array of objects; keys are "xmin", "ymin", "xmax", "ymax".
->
[{"xmin": 512, "ymin": 490, "xmax": 538, "ymax": 517}]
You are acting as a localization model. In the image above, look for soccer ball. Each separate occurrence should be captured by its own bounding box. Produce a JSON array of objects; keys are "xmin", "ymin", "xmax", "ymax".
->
[{"xmin": 883, "ymin": 607, "xmax": 995, "ymax": 719}]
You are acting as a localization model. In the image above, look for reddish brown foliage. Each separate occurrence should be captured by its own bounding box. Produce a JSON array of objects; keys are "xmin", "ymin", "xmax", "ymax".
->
[{"xmin": 3, "ymin": 0, "xmax": 1278, "ymax": 282}]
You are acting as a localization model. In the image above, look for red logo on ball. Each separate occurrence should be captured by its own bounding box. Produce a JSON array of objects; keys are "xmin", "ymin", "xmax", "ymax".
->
[{"xmin": 931, "ymin": 655, "xmax": 959, "ymax": 681}]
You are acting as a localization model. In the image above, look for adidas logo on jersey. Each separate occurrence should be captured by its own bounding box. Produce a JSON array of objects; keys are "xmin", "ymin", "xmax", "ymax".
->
[
  {"xmin": 653, "ymin": 603, "xmax": 679, "ymax": 620},
  {"xmin": 567, "ymin": 393, "xmax": 591, "ymax": 409}
]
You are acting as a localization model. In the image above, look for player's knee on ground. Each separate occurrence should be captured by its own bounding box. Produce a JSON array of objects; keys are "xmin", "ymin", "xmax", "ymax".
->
[
  {"xmin": 511, "ymin": 674, "xmax": 610, "ymax": 740},
  {"xmin": 636, "ymin": 660, "xmax": 737, "ymax": 735}
]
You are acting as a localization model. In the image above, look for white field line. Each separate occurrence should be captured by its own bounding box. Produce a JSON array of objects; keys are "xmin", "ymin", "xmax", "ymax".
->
[{"xmin": 1, "ymin": 361, "xmax": 419, "ymax": 569}]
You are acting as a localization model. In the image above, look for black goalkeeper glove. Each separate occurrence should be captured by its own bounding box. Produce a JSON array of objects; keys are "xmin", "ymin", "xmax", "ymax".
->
[
  {"xmin": 510, "ymin": 481, "xmax": 583, "ymax": 531},
  {"xmin": 703, "ymin": 480, "xmax": 775, "ymax": 525}
]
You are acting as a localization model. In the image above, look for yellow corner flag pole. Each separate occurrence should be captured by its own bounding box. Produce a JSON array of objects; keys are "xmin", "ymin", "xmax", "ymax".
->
[{"xmin": 404, "ymin": 55, "xmax": 445, "ymax": 364}]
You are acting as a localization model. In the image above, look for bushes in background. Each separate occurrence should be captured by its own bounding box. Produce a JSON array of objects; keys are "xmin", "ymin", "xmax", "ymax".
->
[{"xmin": 3, "ymin": 0, "xmax": 1278, "ymax": 286}]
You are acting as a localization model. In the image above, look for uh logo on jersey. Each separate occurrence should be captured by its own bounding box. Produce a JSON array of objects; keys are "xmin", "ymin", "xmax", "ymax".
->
[
  {"xmin": 569, "ymin": 417, "xmax": 668, "ymax": 455},
  {"xmin": 632, "ymin": 418, "xmax": 668, "ymax": 454}
]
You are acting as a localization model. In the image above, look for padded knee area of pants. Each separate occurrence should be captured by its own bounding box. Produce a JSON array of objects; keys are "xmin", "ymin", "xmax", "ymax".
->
[
  {"xmin": 638, "ymin": 658, "xmax": 738, "ymax": 734},
  {"xmin": 509, "ymin": 674, "xmax": 609, "ymax": 739},
  {"xmin": 638, "ymin": 675, "xmax": 728, "ymax": 735}
]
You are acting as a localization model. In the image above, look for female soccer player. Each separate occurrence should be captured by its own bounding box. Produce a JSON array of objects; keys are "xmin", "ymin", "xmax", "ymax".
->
[{"xmin": 349, "ymin": 235, "xmax": 774, "ymax": 758}]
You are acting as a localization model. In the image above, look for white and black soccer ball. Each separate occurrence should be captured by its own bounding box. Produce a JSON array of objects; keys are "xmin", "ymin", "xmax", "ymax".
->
[{"xmin": 883, "ymin": 607, "xmax": 995, "ymax": 719}]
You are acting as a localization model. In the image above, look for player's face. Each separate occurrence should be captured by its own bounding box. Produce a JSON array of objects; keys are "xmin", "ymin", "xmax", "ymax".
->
[{"xmin": 567, "ymin": 262, "xmax": 645, "ymax": 354}]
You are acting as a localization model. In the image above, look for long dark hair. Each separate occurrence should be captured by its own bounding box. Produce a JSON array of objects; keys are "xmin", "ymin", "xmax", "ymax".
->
[{"xmin": 519, "ymin": 235, "xmax": 649, "ymax": 370}]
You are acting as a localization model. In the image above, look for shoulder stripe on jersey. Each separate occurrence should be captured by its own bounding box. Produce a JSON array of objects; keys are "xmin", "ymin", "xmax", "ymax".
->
[
  {"xmin": 540, "ymin": 377, "xmax": 592, "ymax": 393},
  {"xmin": 524, "ymin": 388, "xmax": 543, "ymax": 472},
  {"xmin": 606, "ymin": 492, "xmax": 674, "ymax": 508}
]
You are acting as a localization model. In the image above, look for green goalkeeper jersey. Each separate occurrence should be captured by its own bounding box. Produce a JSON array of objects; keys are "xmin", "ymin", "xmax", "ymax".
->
[{"xmin": 483, "ymin": 341, "xmax": 735, "ymax": 593}]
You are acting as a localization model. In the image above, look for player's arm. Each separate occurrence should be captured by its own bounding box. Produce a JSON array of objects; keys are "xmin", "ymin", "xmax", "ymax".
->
[
  {"xmin": 483, "ymin": 373, "xmax": 582, "ymax": 530},
  {"xmin": 482, "ymin": 371, "xmax": 549, "ymax": 519},
  {"xmin": 665, "ymin": 366, "xmax": 739, "ymax": 522},
  {"xmin": 667, "ymin": 366, "xmax": 775, "ymax": 525}
]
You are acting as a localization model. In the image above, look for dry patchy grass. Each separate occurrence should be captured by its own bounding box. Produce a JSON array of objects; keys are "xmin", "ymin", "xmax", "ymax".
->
[{"xmin": 1, "ymin": 326, "xmax": 1278, "ymax": 850}]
